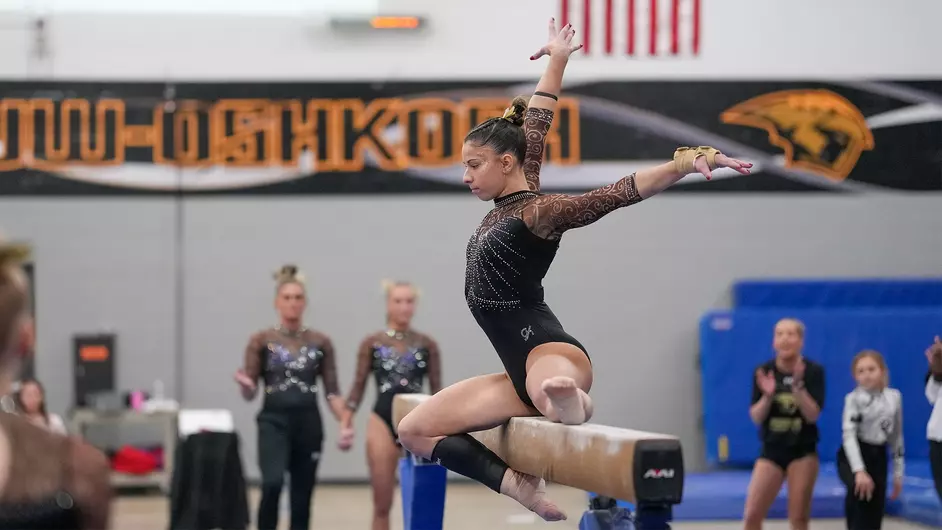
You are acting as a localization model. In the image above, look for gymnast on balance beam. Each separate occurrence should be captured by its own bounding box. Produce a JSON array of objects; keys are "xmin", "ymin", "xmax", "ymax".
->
[
  {"xmin": 394, "ymin": 393, "xmax": 685, "ymax": 524},
  {"xmin": 395, "ymin": 16, "xmax": 752, "ymax": 522}
]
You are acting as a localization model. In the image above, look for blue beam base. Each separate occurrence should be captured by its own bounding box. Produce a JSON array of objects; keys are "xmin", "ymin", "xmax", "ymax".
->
[
  {"xmin": 579, "ymin": 507, "xmax": 635, "ymax": 529},
  {"xmin": 581, "ymin": 495, "xmax": 672, "ymax": 530},
  {"xmin": 399, "ymin": 453, "xmax": 447, "ymax": 530}
]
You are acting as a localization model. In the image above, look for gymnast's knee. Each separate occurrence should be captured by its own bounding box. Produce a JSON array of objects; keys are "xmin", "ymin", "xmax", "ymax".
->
[
  {"xmin": 742, "ymin": 508, "xmax": 764, "ymax": 529},
  {"xmin": 788, "ymin": 515, "xmax": 810, "ymax": 530},
  {"xmin": 396, "ymin": 412, "xmax": 439, "ymax": 458},
  {"xmin": 260, "ymin": 477, "xmax": 284, "ymax": 498},
  {"xmin": 741, "ymin": 497, "xmax": 769, "ymax": 528},
  {"xmin": 373, "ymin": 501, "xmax": 392, "ymax": 518}
]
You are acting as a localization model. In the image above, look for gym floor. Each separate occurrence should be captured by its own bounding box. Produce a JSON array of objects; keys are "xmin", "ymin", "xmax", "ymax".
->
[{"xmin": 115, "ymin": 483, "xmax": 933, "ymax": 529}]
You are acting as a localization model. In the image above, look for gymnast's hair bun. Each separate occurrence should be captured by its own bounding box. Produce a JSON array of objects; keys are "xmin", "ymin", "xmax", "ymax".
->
[
  {"xmin": 0, "ymin": 243, "xmax": 30, "ymax": 269},
  {"xmin": 502, "ymin": 96, "xmax": 528, "ymax": 127},
  {"xmin": 273, "ymin": 264, "xmax": 305, "ymax": 284}
]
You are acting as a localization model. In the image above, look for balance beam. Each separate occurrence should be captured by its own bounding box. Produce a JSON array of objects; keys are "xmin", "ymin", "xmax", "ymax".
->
[{"xmin": 392, "ymin": 393, "xmax": 684, "ymax": 509}]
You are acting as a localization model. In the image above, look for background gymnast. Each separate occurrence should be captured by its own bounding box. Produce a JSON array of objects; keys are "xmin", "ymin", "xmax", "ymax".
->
[
  {"xmin": 0, "ymin": 241, "xmax": 112, "ymax": 530},
  {"xmin": 396, "ymin": 18, "xmax": 753, "ymax": 521},
  {"xmin": 233, "ymin": 265, "xmax": 351, "ymax": 530},
  {"xmin": 744, "ymin": 318, "xmax": 825, "ymax": 530},
  {"xmin": 342, "ymin": 280, "xmax": 442, "ymax": 530}
]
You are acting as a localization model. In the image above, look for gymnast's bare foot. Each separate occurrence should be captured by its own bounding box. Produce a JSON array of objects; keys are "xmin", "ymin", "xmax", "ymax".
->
[
  {"xmin": 500, "ymin": 469, "xmax": 567, "ymax": 521},
  {"xmin": 541, "ymin": 376, "xmax": 588, "ymax": 425}
]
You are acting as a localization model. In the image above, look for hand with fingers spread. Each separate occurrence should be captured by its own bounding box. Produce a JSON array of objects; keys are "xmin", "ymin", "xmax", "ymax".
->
[
  {"xmin": 530, "ymin": 17, "xmax": 583, "ymax": 61},
  {"xmin": 692, "ymin": 152, "xmax": 753, "ymax": 181},
  {"xmin": 756, "ymin": 369, "xmax": 777, "ymax": 397}
]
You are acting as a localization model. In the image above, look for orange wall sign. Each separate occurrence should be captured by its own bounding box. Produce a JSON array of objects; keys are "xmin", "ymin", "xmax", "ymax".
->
[{"xmin": 0, "ymin": 97, "xmax": 581, "ymax": 172}]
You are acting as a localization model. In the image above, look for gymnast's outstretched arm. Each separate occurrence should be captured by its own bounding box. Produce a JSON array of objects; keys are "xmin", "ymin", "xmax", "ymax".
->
[
  {"xmin": 523, "ymin": 17, "xmax": 583, "ymax": 192},
  {"xmin": 521, "ymin": 147, "xmax": 753, "ymax": 239}
]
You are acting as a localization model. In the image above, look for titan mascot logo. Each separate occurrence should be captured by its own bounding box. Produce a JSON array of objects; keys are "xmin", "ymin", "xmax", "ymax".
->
[{"xmin": 720, "ymin": 89, "xmax": 875, "ymax": 181}]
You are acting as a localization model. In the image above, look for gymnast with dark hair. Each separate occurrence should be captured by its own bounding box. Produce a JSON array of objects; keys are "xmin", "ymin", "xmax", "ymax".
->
[
  {"xmin": 0, "ymin": 241, "xmax": 112, "ymax": 530},
  {"xmin": 233, "ymin": 265, "xmax": 351, "ymax": 530},
  {"xmin": 396, "ymin": 17, "xmax": 753, "ymax": 521},
  {"xmin": 341, "ymin": 280, "xmax": 442, "ymax": 530}
]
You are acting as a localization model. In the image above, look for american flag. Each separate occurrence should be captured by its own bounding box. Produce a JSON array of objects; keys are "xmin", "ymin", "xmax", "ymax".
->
[{"xmin": 559, "ymin": 0, "xmax": 702, "ymax": 57}]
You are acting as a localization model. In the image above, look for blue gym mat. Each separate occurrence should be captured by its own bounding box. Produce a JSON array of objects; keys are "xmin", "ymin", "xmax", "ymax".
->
[
  {"xmin": 699, "ymin": 308, "xmax": 942, "ymax": 466},
  {"xmin": 732, "ymin": 279, "xmax": 942, "ymax": 309},
  {"xmin": 589, "ymin": 460, "xmax": 941, "ymax": 526}
]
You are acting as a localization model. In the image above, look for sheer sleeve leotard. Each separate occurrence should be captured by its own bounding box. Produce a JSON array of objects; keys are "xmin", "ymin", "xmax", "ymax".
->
[
  {"xmin": 243, "ymin": 327, "xmax": 341, "ymax": 410},
  {"xmin": 464, "ymin": 106, "xmax": 644, "ymax": 406},
  {"xmin": 345, "ymin": 330, "xmax": 441, "ymax": 436}
]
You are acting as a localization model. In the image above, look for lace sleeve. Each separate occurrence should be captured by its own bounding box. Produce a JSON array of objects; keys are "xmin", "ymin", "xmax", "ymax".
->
[
  {"xmin": 522, "ymin": 108, "xmax": 554, "ymax": 192},
  {"xmin": 345, "ymin": 337, "xmax": 374, "ymax": 411},
  {"xmin": 317, "ymin": 335, "xmax": 341, "ymax": 398},
  {"xmin": 521, "ymin": 173, "xmax": 643, "ymax": 239},
  {"xmin": 426, "ymin": 337, "xmax": 443, "ymax": 394},
  {"xmin": 242, "ymin": 332, "xmax": 265, "ymax": 382}
]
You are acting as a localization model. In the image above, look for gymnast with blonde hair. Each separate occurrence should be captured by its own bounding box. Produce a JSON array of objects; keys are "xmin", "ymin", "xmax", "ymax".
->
[
  {"xmin": 745, "ymin": 318, "xmax": 825, "ymax": 530},
  {"xmin": 342, "ymin": 280, "xmax": 442, "ymax": 530},
  {"xmin": 233, "ymin": 265, "xmax": 351, "ymax": 530},
  {"xmin": 0, "ymin": 239, "xmax": 112, "ymax": 530}
]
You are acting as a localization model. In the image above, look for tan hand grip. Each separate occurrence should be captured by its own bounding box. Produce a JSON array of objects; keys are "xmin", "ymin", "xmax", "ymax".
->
[{"xmin": 673, "ymin": 146, "xmax": 722, "ymax": 174}]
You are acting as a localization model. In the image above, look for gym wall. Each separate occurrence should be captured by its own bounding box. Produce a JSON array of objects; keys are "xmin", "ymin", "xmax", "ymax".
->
[{"xmin": 0, "ymin": 0, "xmax": 939, "ymax": 481}]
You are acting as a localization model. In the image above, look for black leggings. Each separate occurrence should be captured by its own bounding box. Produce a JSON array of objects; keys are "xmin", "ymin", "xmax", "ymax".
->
[
  {"xmin": 931, "ymin": 440, "xmax": 942, "ymax": 503},
  {"xmin": 256, "ymin": 407, "xmax": 324, "ymax": 530},
  {"xmin": 837, "ymin": 441, "xmax": 888, "ymax": 530}
]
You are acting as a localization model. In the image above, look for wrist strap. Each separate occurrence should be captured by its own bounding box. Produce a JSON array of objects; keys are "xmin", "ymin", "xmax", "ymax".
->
[
  {"xmin": 673, "ymin": 146, "xmax": 721, "ymax": 174},
  {"xmin": 534, "ymin": 91, "xmax": 558, "ymax": 101}
]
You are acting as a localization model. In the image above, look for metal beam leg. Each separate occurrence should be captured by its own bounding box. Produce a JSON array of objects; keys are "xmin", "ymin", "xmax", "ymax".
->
[{"xmin": 579, "ymin": 496, "xmax": 673, "ymax": 530}]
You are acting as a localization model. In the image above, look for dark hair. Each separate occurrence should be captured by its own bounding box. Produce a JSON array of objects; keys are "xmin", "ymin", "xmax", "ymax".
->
[
  {"xmin": 464, "ymin": 95, "xmax": 528, "ymax": 163},
  {"xmin": 15, "ymin": 378, "xmax": 49, "ymax": 421}
]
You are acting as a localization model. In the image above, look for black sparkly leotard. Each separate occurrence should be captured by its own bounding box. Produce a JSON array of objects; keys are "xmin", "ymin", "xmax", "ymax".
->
[
  {"xmin": 464, "ymin": 107, "xmax": 644, "ymax": 407},
  {"xmin": 345, "ymin": 330, "xmax": 441, "ymax": 438},
  {"xmin": 243, "ymin": 326, "xmax": 341, "ymax": 530}
]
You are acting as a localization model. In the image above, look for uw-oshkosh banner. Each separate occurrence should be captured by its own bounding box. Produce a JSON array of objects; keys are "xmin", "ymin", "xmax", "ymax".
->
[{"xmin": 0, "ymin": 80, "xmax": 938, "ymax": 195}]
